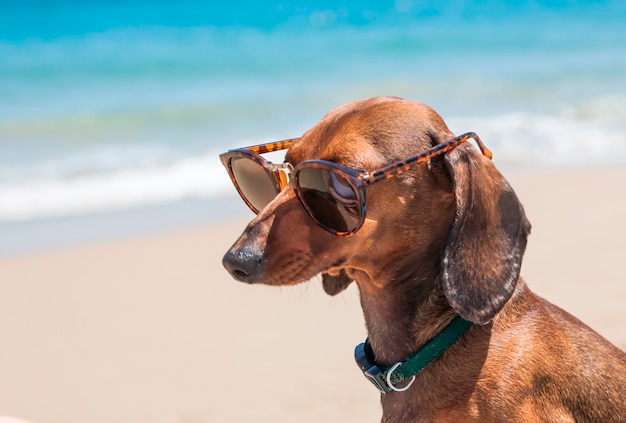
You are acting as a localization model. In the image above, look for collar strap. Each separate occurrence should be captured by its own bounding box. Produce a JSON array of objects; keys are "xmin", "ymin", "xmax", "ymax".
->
[{"xmin": 354, "ymin": 315, "xmax": 473, "ymax": 393}]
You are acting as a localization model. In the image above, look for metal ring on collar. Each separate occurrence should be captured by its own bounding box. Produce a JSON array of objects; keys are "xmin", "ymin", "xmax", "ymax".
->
[{"xmin": 386, "ymin": 362, "xmax": 416, "ymax": 392}]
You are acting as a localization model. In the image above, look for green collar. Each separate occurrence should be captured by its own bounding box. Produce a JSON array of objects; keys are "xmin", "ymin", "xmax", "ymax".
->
[{"xmin": 355, "ymin": 315, "xmax": 473, "ymax": 393}]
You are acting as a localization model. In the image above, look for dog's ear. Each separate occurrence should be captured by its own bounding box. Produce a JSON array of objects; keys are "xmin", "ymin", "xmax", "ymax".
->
[
  {"xmin": 441, "ymin": 144, "xmax": 531, "ymax": 324},
  {"xmin": 322, "ymin": 270, "xmax": 353, "ymax": 296}
]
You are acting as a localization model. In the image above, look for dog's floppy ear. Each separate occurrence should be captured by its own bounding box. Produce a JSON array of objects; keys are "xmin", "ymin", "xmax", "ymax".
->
[
  {"xmin": 322, "ymin": 270, "xmax": 353, "ymax": 296},
  {"xmin": 441, "ymin": 144, "xmax": 531, "ymax": 324}
]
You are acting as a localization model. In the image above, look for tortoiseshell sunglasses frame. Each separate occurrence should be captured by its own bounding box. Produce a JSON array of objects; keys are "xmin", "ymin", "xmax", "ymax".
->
[{"xmin": 219, "ymin": 132, "xmax": 492, "ymax": 236}]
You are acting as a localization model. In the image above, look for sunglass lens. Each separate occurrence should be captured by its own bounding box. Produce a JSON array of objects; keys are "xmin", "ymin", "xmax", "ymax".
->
[
  {"xmin": 296, "ymin": 167, "xmax": 361, "ymax": 233},
  {"xmin": 230, "ymin": 156, "xmax": 279, "ymax": 212}
]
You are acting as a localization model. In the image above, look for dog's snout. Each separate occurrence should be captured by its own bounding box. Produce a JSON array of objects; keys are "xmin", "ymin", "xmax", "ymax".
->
[{"xmin": 222, "ymin": 248, "xmax": 264, "ymax": 283}]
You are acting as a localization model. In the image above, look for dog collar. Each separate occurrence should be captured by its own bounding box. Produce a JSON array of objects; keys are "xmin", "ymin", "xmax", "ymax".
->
[{"xmin": 354, "ymin": 315, "xmax": 473, "ymax": 393}]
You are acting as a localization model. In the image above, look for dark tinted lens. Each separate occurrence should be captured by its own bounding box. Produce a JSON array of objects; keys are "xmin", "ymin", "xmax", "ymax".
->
[
  {"xmin": 296, "ymin": 167, "xmax": 362, "ymax": 233},
  {"xmin": 230, "ymin": 156, "xmax": 279, "ymax": 212}
]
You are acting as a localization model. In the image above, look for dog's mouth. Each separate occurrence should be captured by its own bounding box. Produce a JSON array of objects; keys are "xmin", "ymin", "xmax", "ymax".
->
[
  {"xmin": 322, "ymin": 259, "xmax": 348, "ymax": 277},
  {"xmin": 262, "ymin": 254, "xmax": 348, "ymax": 287},
  {"xmin": 324, "ymin": 267, "xmax": 343, "ymax": 276},
  {"xmin": 223, "ymin": 246, "xmax": 348, "ymax": 287}
]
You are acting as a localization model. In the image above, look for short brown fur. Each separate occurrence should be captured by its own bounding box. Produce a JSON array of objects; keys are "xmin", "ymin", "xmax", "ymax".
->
[{"xmin": 222, "ymin": 97, "xmax": 626, "ymax": 422}]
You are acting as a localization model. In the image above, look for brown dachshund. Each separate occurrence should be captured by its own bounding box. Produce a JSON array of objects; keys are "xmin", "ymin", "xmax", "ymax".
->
[{"xmin": 221, "ymin": 97, "xmax": 626, "ymax": 422}]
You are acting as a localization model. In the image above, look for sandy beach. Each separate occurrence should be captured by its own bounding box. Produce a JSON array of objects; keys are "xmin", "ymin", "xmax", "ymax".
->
[{"xmin": 1, "ymin": 166, "xmax": 625, "ymax": 423}]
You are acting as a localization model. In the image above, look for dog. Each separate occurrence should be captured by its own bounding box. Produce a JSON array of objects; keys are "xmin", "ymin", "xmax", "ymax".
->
[{"xmin": 220, "ymin": 97, "xmax": 626, "ymax": 422}]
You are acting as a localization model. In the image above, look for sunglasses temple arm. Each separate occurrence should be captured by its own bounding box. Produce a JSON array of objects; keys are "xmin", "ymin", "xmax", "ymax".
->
[
  {"xmin": 366, "ymin": 133, "xmax": 492, "ymax": 185},
  {"xmin": 477, "ymin": 143, "xmax": 493, "ymax": 160},
  {"xmin": 366, "ymin": 142, "xmax": 452, "ymax": 184},
  {"xmin": 244, "ymin": 138, "xmax": 298, "ymax": 154}
]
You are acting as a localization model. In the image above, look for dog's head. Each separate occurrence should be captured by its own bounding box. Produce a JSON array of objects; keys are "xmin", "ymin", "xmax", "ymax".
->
[{"xmin": 222, "ymin": 97, "xmax": 530, "ymax": 324}]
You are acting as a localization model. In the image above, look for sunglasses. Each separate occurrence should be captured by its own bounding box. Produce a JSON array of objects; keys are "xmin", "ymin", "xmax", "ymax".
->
[{"xmin": 219, "ymin": 132, "xmax": 492, "ymax": 236}]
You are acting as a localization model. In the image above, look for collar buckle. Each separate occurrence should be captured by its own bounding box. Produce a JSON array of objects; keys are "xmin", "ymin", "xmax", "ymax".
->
[{"xmin": 354, "ymin": 343, "xmax": 417, "ymax": 394}]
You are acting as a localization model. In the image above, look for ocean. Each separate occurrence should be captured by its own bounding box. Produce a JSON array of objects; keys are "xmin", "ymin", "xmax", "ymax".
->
[{"xmin": 1, "ymin": 0, "xmax": 625, "ymax": 226}]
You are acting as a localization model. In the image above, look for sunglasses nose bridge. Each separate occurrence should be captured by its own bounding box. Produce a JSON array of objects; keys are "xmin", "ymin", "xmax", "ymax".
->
[
  {"xmin": 272, "ymin": 169, "xmax": 289, "ymax": 192},
  {"xmin": 269, "ymin": 162, "xmax": 294, "ymax": 192}
]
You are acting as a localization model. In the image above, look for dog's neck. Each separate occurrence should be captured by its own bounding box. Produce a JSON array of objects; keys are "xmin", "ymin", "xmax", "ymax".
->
[{"xmin": 353, "ymin": 260, "xmax": 457, "ymax": 367}]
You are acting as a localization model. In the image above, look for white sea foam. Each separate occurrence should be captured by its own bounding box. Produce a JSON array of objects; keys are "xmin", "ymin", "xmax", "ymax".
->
[
  {"xmin": 1, "ymin": 107, "xmax": 624, "ymax": 223},
  {"xmin": 0, "ymin": 151, "xmax": 232, "ymax": 222},
  {"xmin": 448, "ymin": 96, "xmax": 626, "ymax": 168}
]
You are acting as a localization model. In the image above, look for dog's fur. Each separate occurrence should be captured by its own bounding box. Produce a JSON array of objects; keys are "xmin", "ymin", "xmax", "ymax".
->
[{"xmin": 222, "ymin": 97, "xmax": 626, "ymax": 422}]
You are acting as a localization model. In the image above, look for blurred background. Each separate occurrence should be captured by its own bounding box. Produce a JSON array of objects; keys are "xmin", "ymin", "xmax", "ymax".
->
[
  {"xmin": 1, "ymin": 0, "xmax": 625, "ymax": 255},
  {"xmin": 1, "ymin": 2, "xmax": 626, "ymax": 423}
]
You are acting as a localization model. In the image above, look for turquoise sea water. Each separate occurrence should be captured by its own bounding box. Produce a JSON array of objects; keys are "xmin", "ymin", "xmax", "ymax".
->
[{"xmin": 1, "ymin": 1, "xmax": 625, "ymax": 222}]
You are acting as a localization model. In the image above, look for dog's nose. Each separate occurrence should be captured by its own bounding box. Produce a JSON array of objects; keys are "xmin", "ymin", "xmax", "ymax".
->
[{"xmin": 222, "ymin": 248, "xmax": 264, "ymax": 283}]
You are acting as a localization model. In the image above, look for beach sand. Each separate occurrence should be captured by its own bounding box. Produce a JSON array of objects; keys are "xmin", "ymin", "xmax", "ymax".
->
[{"xmin": 1, "ymin": 166, "xmax": 625, "ymax": 423}]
